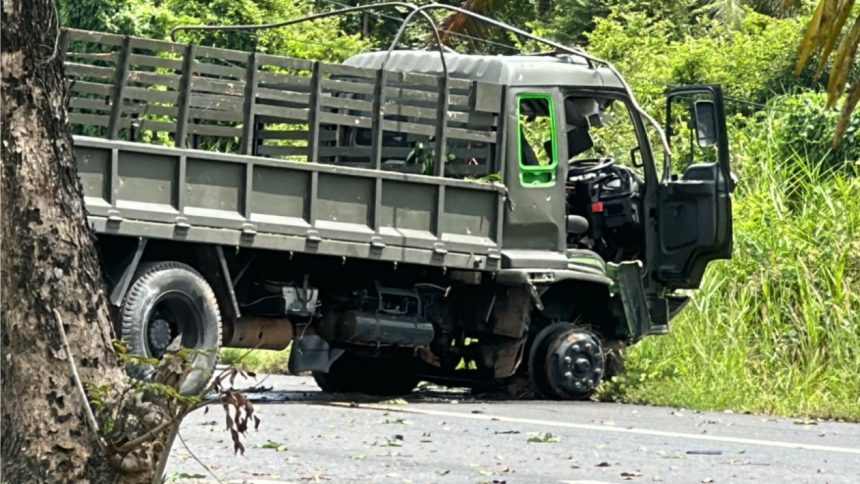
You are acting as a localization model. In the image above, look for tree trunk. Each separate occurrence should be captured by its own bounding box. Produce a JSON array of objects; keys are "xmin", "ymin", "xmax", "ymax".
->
[{"xmin": 1, "ymin": 1, "xmax": 159, "ymax": 481}]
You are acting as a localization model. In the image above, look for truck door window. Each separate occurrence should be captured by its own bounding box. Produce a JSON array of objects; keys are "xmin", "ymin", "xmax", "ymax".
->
[
  {"xmin": 517, "ymin": 94, "xmax": 558, "ymax": 187},
  {"xmin": 666, "ymin": 94, "xmax": 719, "ymax": 177}
]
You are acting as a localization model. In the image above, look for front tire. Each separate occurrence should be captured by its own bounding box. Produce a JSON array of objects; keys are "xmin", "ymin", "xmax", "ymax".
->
[
  {"xmin": 121, "ymin": 261, "xmax": 221, "ymax": 395},
  {"xmin": 528, "ymin": 323, "xmax": 605, "ymax": 400}
]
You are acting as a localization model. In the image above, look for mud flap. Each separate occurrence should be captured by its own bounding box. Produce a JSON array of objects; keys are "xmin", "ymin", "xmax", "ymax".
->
[
  {"xmin": 288, "ymin": 334, "xmax": 344, "ymax": 374},
  {"xmin": 612, "ymin": 262, "xmax": 663, "ymax": 340}
]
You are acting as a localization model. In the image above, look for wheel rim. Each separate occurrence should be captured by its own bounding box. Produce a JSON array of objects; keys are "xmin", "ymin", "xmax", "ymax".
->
[
  {"xmin": 529, "ymin": 323, "xmax": 606, "ymax": 399},
  {"xmin": 145, "ymin": 290, "xmax": 205, "ymax": 359},
  {"xmin": 545, "ymin": 329, "xmax": 605, "ymax": 399}
]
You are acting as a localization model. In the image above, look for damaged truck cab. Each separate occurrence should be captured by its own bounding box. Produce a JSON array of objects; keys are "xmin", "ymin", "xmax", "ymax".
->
[{"xmin": 65, "ymin": 4, "xmax": 732, "ymax": 398}]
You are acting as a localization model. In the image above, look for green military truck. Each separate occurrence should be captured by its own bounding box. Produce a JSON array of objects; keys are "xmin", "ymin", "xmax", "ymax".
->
[{"xmin": 62, "ymin": 4, "xmax": 733, "ymax": 398}]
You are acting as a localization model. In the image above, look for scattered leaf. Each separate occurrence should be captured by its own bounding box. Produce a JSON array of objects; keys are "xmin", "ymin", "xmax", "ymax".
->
[
  {"xmin": 254, "ymin": 439, "xmax": 288, "ymax": 452},
  {"xmin": 169, "ymin": 472, "xmax": 206, "ymax": 481},
  {"xmin": 383, "ymin": 417, "xmax": 412, "ymax": 425},
  {"xmin": 527, "ymin": 432, "xmax": 560, "ymax": 443}
]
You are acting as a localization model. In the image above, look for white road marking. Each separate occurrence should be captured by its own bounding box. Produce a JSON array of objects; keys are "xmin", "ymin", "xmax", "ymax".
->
[
  {"xmin": 559, "ymin": 481, "xmax": 617, "ymax": 484},
  {"xmin": 331, "ymin": 403, "xmax": 860, "ymax": 456}
]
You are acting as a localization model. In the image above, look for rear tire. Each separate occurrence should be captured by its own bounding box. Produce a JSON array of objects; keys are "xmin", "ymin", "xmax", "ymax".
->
[
  {"xmin": 313, "ymin": 353, "xmax": 418, "ymax": 396},
  {"xmin": 121, "ymin": 261, "xmax": 221, "ymax": 395}
]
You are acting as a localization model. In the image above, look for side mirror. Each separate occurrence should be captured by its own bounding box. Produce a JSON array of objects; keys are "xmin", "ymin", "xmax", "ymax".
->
[{"xmin": 693, "ymin": 100, "xmax": 718, "ymax": 148}]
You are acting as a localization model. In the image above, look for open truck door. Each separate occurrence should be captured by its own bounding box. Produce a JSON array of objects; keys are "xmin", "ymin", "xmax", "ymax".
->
[{"xmin": 654, "ymin": 85, "xmax": 734, "ymax": 289}]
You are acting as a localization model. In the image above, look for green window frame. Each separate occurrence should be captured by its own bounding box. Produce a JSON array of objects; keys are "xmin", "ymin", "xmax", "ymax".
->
[{"xmin": 517, "ymin": 93, "xmax": 558, "ymax": 187}]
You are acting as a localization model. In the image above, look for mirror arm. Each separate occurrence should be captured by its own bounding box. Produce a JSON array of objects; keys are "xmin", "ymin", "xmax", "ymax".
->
[{"xmin": 630, "ymin": 145, "xmax": 643, "ymax": 168}]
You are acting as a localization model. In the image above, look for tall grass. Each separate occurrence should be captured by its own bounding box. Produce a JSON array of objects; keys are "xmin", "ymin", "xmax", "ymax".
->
[{"xmin": 604, "ymin": 107, "xmax": 860, "ymax": 420}]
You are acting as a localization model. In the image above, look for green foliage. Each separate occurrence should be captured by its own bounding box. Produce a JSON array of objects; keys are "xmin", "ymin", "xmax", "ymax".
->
[
  {"xmin": 406, "ymin": 142, "xmax": 456, "ymax": 176},
  {"xmin": 83, "ymin": 382, "xmax": 113, "ymax": 413},
  {"xmin": 767, "ymin": 91, "xmax": 860, "ymax": 172},
  {"xmin": 542, "ymin": 0, "xmax": 701, "ymax": 45},
  {"xmin": 527, "ymin": 432, "xmax": 561, "ymax": 443},
  {"xmin": 587, "ymin": 9, "xmax": 805, "ymax": 107},
  {"xmin": 793, "ymin": 0, "xmax": 860, "ymax": 145},
  {"xmin": 254, "ymin": 439, "xmax": 288, "ymax": 451},
  {"xmin": 219, "ymin": 346, "xmax": 292, "ymax": 374},
  {"xmin": 58, "ymin": 0, "xmax": 372, "ymax": 62},
  {"xmin": 58, "ymin": 0, "xmax": 175, "ymax": 36}
]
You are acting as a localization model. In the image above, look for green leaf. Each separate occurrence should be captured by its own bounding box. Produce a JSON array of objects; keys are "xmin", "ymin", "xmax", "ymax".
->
[
  {"xmin": 527, "ymin": 432, "xmax": 561, "ymax": 443},
  {"xmin": 254, "ymin": 439, "xmax": 288, "ymax": 452}
]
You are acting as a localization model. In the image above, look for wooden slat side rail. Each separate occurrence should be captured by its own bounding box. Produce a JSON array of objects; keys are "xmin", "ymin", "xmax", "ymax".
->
[
  {"xmin": 175, "ymin": 44, "xmax": 196, "ymax": 148},
  {"xmin": 240, "ymin": 52, "xmax": 259, "ymax": 155},
  {"xmin": 107, "ymin": 36, "xmax": 132, "ymax": 139},
  {"xmin": 61, "ymin": 28, "xmax": 505, "ymax": 179}
]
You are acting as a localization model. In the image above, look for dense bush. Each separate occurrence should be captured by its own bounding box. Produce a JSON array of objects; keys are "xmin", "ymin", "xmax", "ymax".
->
[
  {"xmin": 768, "ymin": 92, "xmax": 860, "ymax": 171},
  {"xmin": 58, "ymin": 0, "xmax": 371, "ymax": 61},
  {"xmin": 586, "ymin": 9, "xmax": 805, "ymax": 108}
]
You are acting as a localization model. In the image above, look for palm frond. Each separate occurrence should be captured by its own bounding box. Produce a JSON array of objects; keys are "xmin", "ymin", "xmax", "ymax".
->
[
  {"xmin": 796, "ymin": 0, "xmax": 860, "ymax": 146},
  {"xmin": 436, "ymin": 0, "xmax": 507, "ymax": 43}
]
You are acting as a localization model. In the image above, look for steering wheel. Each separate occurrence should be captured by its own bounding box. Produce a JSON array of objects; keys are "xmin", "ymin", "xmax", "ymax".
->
[{"xmin": 568, "ymin": 157, "xmax": 615, "ymax": 176}]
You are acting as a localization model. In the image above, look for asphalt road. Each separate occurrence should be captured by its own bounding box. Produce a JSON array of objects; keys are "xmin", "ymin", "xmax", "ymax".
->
[{"xmin": 165, "ymin": 374, "xmax": 860, "ymax": 483}]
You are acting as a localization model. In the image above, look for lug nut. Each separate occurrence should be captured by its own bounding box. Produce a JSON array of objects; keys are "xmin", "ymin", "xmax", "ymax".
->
[
  {"xmin": 564, "ymin": 371, "xmax": 573, "ymax": 379},
  {"xmin": 584, "ymin": 342, "xmax": 592, "ymax": 350},
  {"xmin": 563, "ymin": 356, "xmax": 572, "ymax": 363},
  {"xmin": 594, "ymin": 368, "xmax": 603, "ymax": 375},
  {"xmin": 572, "ymin": 344, "xmax": 581, "ymax": 352}
]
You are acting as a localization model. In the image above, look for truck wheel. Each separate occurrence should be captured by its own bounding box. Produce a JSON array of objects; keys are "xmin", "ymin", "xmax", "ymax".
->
[
  {"xmin": 121, "ymin": 261, "xmax": 221, "ymax": 395},
  {"xmin": 528, "ymin": 323, "xmax": 605, "ymax": 400},
  {"xmin": 313, "ymin": 353, "xmax": 418, "ymax": 396}
]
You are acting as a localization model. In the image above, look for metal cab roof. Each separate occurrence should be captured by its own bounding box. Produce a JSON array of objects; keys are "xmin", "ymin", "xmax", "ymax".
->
[{"xmin": 344, "ymin": 50, "xmax": 624, "ymax": 89}]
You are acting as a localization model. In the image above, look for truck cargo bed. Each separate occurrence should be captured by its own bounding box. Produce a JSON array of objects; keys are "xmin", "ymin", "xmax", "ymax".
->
[
  {"xmin": 64, "ymin": 28, "xmax": 505, "ymax": 270},
  {"xmin": 77, "ymin": 136, "xmax": 503, "ymax": 270}
]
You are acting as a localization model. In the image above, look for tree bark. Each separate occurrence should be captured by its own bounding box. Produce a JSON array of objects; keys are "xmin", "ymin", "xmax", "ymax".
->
[{"xmin": 0, "ymin": 0, "xmax": 157, "ymax": 481}]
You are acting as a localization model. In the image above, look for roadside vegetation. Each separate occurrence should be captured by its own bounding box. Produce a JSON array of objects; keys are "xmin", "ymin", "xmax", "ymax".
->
[
  {"xmin": 220, "ymin": 347, "xmax": 292, "ymax": 374},
  {"xmin": 601, "ymin": 97, "xmax": 860, "ymax": 420},
  {"xmin": 58, "ymin": 0, "xmax": 860, "ymax": 420}
]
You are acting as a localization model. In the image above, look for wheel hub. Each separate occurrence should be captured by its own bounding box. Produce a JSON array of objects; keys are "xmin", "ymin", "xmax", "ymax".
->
[
  {"xmin": 148, "ymin": 317, "xmax": 173, "ymax": 357},
  {"xmin": 547, "ymin": 330, "xmax": 604, "ymax": 398},
  {"xmin": 528, "ymin": 323, "xmax": 606, "ymax": 400}
]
